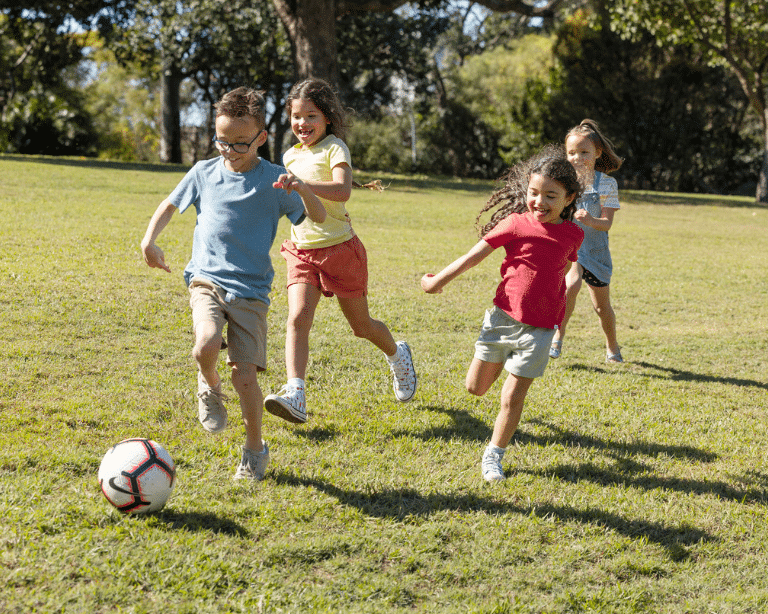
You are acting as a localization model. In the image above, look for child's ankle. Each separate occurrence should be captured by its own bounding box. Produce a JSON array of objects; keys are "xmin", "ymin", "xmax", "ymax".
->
[{"xmin": 287, "ymin": 377, "xmax": 305, "ymax": 390}]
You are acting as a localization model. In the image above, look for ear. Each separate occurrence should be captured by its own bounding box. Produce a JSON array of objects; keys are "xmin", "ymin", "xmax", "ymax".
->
[{"xmin": 256, "ymin": 129, "xmax": 268, "ymax": 147}]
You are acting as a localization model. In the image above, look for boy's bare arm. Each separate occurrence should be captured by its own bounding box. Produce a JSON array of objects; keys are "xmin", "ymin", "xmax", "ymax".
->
[{"xmin": 141, "ymin": 199, "xmax": 176, "ymax": 273}]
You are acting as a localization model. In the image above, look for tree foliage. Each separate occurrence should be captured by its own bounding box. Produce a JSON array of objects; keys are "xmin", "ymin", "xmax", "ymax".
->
[{"xmin": 608, "ymin": 0, "xmax": 768, "ymax": 201}]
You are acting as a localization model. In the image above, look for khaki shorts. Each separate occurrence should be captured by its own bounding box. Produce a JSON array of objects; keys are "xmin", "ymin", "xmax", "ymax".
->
[
  {"xmin": 188, "ymin": 278, "xmax": 268, "ymax": 370},
  {"xmin": 473, "ymin": 306, "xmax": 555, "ymax": 379},
  {"xmin": 280, "ymin": 235, "xmax": 368, "ymax": 298}
]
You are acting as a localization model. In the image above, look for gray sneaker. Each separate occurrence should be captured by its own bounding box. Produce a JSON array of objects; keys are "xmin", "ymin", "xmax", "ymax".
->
[
  {"xmin": 482, "ymin": 445, "xmax": 506, "ymax": 482},
  {"xmin": 265, "ymin": 384, "xmax": 307, "ymax": 424},
  {"xmin": 233, "ymin": 442, "xmax": 270, "ymax": 481},
  {"xmin": 197, "ymin": 374, "xmax": 228, "ymax": 433},
  {"xmin": 389, "ymin": 341, "xmax": 417, "ymax": 402}
]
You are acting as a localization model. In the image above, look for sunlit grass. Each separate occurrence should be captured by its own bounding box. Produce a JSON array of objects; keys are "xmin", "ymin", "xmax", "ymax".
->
[{"xmin": 1, "ymin": 155, "xmax": 768, "ymax": 613}]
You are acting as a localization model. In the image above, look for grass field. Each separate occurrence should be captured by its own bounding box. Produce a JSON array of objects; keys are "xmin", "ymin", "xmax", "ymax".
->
[{"xmin": 1, "ymin": 155, "xmax": 768, "ymax": 613}]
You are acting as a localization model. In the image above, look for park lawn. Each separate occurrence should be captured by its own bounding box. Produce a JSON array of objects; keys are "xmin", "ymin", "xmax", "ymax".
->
[{"xmin": 1, "ymin": 155, "xmax": 767, "ymax": 613}]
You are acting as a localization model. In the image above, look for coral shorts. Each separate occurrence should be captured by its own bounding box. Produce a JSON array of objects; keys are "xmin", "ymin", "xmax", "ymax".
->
[{"xmin": 280, "ymin": 235, "xmax": 368, "ymax": 298}]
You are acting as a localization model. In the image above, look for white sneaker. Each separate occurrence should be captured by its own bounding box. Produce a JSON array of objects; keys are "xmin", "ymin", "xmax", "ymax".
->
[
  {"xmin": 197, "ymin": 374, "xmax": 228, "ymax": 433},
  {"xmin": 389, "ymin": 341, "xmax": 417, "ymax": 402},
  {"xmin": 233, "ymin": 442, "xmax": 270, "ymax": 481},
  {"xmin": 482, "ymin": 445, "xmax": 506, "ymax": 482},
  {"xmin": 265, "ymin": 384, "xmax": 307, "ymax": 424}
]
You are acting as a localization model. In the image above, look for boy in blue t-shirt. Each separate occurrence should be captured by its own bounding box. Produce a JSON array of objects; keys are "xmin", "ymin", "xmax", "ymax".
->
[{"xmin": 141, "ymin": 87, "xmax": 326, "ymax": 481}]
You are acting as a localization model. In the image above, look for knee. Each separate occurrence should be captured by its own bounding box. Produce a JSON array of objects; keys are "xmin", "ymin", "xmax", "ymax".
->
[
  {"xmin": 566, "ymin": 277, "xmax": 582, "ymax": 294},
  {"xmin": 593, "ymin": 303, "xmax": 614, "ymax": 319},
  {"xmin": 465, "ymin": 380, "xmax": 487, "ymax": 397},
  {"xmin": 348, "ymin": 318, "xmax": 374, "ymax": 340},
  {"xmin": 192, "ymin": 335, "xmax": 220, "ymax": 364},
  {"xmin": 287, "ymin": 310, "xmax": 313, "ymax": 334},
  {"xmin": 231, "ymin": 363, "xmax": 259, "ymax": 394}
]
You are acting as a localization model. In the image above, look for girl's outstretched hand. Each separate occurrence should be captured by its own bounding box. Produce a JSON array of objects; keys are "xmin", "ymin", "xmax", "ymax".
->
[
  {"xmin": 573, "ymin": 209, "xmax": 593, "ymax": 224},
  {"xmin": 421, "ymin": 274, "xmax": 442, "ymax": 294},
  {"xmin": 273, "ymin": 172, "xmax": 302, "ymax": 195}
]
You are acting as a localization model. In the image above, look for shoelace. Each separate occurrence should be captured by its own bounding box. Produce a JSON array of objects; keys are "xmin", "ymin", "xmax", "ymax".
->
[
  {"xmin": 198, "ymin": 388, "xmax": 228, "ymax": 406},
  {"xmin": 276, "ymin": 386, "xmax": 305, "ymax": 410},
  {"xmin": 483, "ymin": 452, "xmax": 503, "ymax": 471}
]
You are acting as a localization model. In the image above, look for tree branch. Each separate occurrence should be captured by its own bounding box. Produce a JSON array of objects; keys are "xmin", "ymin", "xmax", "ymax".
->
[{"xmin": 337, "ymin": 0, "xmax": 566, "ymax": 17}]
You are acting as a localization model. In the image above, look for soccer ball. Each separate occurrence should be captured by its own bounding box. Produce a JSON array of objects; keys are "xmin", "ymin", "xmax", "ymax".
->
[{"xmin": 98, "ymin": 438, "xmax": 176, "ymax": 514}]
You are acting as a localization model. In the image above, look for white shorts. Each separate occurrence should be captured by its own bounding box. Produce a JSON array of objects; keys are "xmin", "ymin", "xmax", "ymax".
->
[{"xmin": 473, "ymin": 306, "xmax": 555, "ymax": 379}]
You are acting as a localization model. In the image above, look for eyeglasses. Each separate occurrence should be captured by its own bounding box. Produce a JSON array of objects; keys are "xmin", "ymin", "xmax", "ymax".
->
[{"xmin": 212, "ymin": 132, "xmax": 263, "ymax": 154}]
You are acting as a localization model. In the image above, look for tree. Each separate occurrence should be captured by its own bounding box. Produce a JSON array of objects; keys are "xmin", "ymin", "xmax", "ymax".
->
[
  {"xmin": 81, "ymin": 40, "xmax": 160, "ymax": 161},
  {"xmin": 110, "ymin": 0, "xmax": 292, "ymax": 163},
  {"xmin": 547, "ymin": 14, "xmax": 759, "ymax": 194},
  {"xmin": 609, "ymin": 0, "xmax": 768, "ymax": 203},
  {"xmin": 0, "ymin": 1, "xmax": 129, "ymax": 154},
  {"xmin": 270, "ymin": 0, "xmax": 569, "ymax": 84}
]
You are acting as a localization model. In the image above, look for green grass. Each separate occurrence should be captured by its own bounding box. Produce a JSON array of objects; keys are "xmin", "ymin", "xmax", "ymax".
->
[{"xmin": 2, "ymin": 155, "xmax": 768, "ymax": 613}]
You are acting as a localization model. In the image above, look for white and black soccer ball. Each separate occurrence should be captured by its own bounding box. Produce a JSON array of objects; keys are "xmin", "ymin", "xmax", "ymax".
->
[{"xmin": 98, "ymin": 438, "xmax": 176, "ymax": 514}]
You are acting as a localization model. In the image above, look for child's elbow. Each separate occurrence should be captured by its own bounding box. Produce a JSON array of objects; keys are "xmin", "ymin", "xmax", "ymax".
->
[{"xmin": 311, "ymin": 207, "xmax": 327, "ymax": 223}]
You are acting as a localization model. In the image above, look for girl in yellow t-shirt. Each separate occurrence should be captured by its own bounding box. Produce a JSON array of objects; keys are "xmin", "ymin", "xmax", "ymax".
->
[{"xmin": 265, "ymin": 78, "xmax": 416, "ymax": 424}]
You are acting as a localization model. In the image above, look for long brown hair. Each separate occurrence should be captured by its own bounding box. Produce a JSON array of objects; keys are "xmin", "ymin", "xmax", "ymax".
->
[
  {"xmin": 476, "ymin": 144, "xmax": 582, "ymax": 238},
  {"xmin": 566, "ymin": 119, "xmax": 622, "ymax": 173},
  {"xmin": 285, "ymin": 78, "xmax": 347, "ymax": 142}
]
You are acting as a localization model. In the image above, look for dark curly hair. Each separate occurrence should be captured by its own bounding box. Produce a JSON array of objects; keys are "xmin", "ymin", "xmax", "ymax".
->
[
  {"xmin": 476, "ymin": 144, "xmax": 582, "ymax": 238},
  {"xmin": 285, "ymin": 78, "xmax": 347, "ymax": 142}
]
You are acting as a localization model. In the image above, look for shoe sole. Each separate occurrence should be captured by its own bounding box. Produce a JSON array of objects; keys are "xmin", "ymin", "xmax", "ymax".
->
[
  {"xmin": 394, "ymin": 342, "xmax": 417, "ymax": 402},
  {"xmin": 264, "ymin": 396, "xmax": 307, "ymax": 424}
]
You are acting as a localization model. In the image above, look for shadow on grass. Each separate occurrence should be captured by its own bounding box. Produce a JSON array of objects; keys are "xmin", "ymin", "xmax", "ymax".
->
[
  {"xmin": 521, "ymin": 460, "xmax": 768, "ymax": 506},
  {"xmin": 273, "ymin": 471, "xmax": 711, "ymax": 560},
  {"xmin": 0, "ymin": 153, "xmax": 190, "ymax": 174},
  {"xmin": 294, "ymin": 426, "xmax": 340, "ymax": 443},
  {"xmin": 517, "ymin": 420, "xmax": 768, "ymax": 504},
  {"xmin": 389, "ymin": 405, "xmax": 493, "ymax": 443},
  {"xmin": 635, "ymin": 360, "xmax": 768, "ymax": 390},
  {"xmin": 568, "ymin": 361, "xmax": 768, "ymax": 390},
  {"xmin": 519, "ymin": 419, "xmax": 717, "ymax": 462},
  {"xmin": 567, "ymin": 360, "xmax": 768, "ymax": 390},
  {"xmin": 155, "ymin": 509, "xmax": 249, "ymax": 536},
  {"xmin": 621, "ymin": 191, "xmax": 764, "ymax": 209}
]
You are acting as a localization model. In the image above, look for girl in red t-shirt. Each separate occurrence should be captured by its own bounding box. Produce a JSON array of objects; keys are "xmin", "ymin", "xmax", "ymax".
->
[{"xmin": 421, "ymin": 145, "xmax": 584, "ymax": 482}]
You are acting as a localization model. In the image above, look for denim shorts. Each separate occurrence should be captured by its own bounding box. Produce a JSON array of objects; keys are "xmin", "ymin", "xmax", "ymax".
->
[{"xmin": 473, "ymin": 306, "xmax": 556, "ymax": 379}]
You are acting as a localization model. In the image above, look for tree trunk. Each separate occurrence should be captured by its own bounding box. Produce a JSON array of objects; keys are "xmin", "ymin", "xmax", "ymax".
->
[
  {"xmin": 159, "ymin": 54, "xmax": 182, "ymax": 164},
  {"xmin": 758, "ymin": 110, "xmax": 768, "ymax": 204},
  {"xmin": 272, "ymin": 0, "xmax": 339, "ymax": 85}
]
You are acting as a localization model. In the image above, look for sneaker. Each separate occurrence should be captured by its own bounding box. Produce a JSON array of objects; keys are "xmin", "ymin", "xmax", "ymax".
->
[
  {"xmin": 606, "ymin": 349, "xmax": 623, "ymax": 363},
  {"xmin": 389, "ymin": 341, "xmax": 417, "ymax": 402},
  {"xmin": 265, "ymin": 384, "xmax": 307, "ymax": 424},
  {"xmin": 233, "ymin": 442, "xmax": 270, "ymax": 481},
  {"xmin": 549, "ymin": 340, "xmax": 562, "ymax": 359},
  {"xmin": 482, "ymin": 445, "xmax": 506, "ymax": 482},
  {"xmin": 197, "ymin": 375, "xmax": 228, "ymax": 433}
]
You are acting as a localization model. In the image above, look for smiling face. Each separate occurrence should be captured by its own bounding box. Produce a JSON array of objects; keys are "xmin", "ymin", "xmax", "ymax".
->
[
  {"xmin": 214, "ymin": 114, "xmax": 266, "ymax": 173},
  {"xmin": 565, "ymin": 134, "xmax": 600, "ymax": 178},
  {"xmin": 526, "ymin": 173, "xmax": 575, "ymax": 224},
  {"xmin": 290, "ymin": 98, "xmax": 329, "ymax": 149}
]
